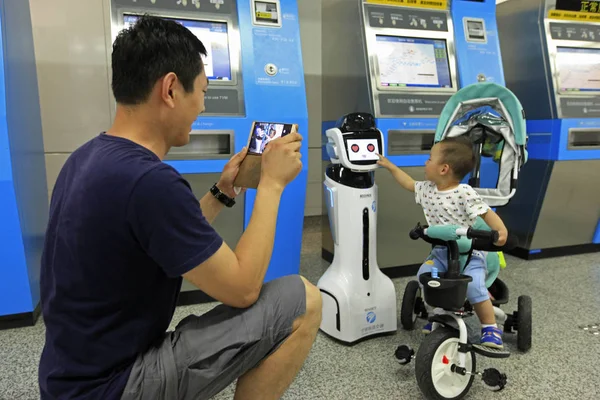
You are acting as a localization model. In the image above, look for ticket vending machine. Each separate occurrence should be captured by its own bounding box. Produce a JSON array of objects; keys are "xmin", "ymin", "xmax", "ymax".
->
[
  {"xmin": 0, "ymin": 0, "xmax": 49, "ymax": 329},
  {"xmin": 30, "ymin": 0, "xmax": 308, "ymax": 305},
  {"xmin": 451, "ymin": 0, "xmax": 508, "ymax": 196},
  {"xmin": 496, "ymin": 0, "xmax": 600, "ymax": 258},
  {"xmin": 321, "ymin": 0, "xmax": 507, "ymax": 275},
  {"xmin": 322, "ymin": 0, "xmax": 459, "ymax": 274}
]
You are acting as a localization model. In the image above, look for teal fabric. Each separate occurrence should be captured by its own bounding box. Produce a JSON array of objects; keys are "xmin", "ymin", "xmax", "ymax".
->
[
  {"xmin": 426, "ymin": 225, "xmax": 461, "ymax": 241},
  {"xmin": 434, "ymin": 82, "xmax": 527, "ymax": 148}
]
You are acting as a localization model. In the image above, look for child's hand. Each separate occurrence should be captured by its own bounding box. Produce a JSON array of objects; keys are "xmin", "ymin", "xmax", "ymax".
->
[{"xmin": 376, "ymin": 154, "xmax": 393, "ymax": 169}]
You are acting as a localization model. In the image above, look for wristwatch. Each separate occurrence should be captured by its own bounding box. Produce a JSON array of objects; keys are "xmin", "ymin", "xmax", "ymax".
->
[{"xmin": 210, "ymin": 183, "xmax": 236, "ymax": 208}]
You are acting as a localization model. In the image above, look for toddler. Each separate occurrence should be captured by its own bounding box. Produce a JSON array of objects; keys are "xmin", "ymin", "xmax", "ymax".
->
[{"xmin": 377, "ymin": 137, "xmax": 508, "ymax": 349}]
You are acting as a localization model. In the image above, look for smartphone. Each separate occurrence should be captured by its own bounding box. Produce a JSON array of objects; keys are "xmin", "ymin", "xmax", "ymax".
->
[{"xmin": 234, "ymin": 121, "xmax": 298, "ymax": 189}]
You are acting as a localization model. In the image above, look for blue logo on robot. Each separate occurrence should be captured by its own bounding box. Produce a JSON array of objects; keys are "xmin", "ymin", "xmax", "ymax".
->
[{"xmin": 366, "ymin": 311, "xmax": 376, "ymax": 324}]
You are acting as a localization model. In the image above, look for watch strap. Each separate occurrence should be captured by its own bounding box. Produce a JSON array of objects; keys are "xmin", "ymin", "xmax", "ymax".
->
[{"xmin": 210, "ymin": 184, "xmax": 235, "ymax": 208}]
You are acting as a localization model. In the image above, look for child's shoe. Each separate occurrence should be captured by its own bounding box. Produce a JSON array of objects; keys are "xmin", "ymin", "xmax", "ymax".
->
[
  {"xmin": 422, "ymin": 322, "xmax": 432, "ymax": 334},
  {"xmin": 480, "ymin": 326, "xmax": 504, "ymax": 349}
]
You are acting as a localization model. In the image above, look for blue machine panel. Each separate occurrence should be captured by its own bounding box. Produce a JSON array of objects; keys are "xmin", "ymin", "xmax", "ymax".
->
[
  {"xmin": 237, "ymin": 0, "xmax": 308, "ymax": 281},
  {"xmin": 526, "ymin": 118, "xmax": 600, "ymax": 161},
  {"xmin": 167, "ymin": 0, "xmax": 308, "ymax": 282},
  {"xmin": 116, "ymin": 0, "xmax": 308, "ymax": 282},
  {"xmin": 451, "ymin": 0, "xmax": 504, "ymax": 87},
  {"xmin": 0, "ymin": 0, "xmax": 49, "ymax": 319}
]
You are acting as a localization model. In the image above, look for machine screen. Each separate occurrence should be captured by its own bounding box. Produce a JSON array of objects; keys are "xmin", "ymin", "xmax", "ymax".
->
[
  {"xmin": 556, "ymin": 47, "xmax": 600, "ymax": 92},
  {"xmin": 375, "ymin": 35, "xmax": 453, "ymax": 89},
  {"xmin": 248, "ymin": 122, "xmax": 294, "ymax": 154},
  {"xmin": 465, "ymin": 19, "xmax": 486, "ymax": 42},
  {"xmin": 254, "ymin": 1, "xmax": 280, "ymax": 24},
  {"xmin": 122, "ymin": 14, "xmax": 232, "ymax": 81},
  {"xmin": 346, "ymin": 139, "xmax": 380, "ymax": 162}
]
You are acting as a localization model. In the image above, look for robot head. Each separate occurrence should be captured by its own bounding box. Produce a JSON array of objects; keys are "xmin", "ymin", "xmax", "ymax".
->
[{"xmin": 325, "ymin": 113, "xmax": 384, "ymax": 172}]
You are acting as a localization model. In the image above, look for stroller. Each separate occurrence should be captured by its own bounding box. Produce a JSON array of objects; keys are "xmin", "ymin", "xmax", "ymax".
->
[
  {"xmin": 433, "ymin": 81, "xmax": 529, "ymax": 287},
  {"xmin": 435, "ymin": 81, "xmax": 529, "ymax": 208},
  {"xmin": 395, "ymin": 83, "xmax": 532, "ymax": 399}
]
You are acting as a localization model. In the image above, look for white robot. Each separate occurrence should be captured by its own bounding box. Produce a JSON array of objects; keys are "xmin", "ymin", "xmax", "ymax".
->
[{"xmin": 319, "ymin": 113, "xmax": 397, "ymax": 344}]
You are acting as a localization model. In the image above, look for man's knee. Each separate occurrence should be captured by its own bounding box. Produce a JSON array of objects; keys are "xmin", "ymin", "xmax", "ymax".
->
[{"xmin": 299, "ymin": 276, "xmax": 322, "ymax": 330}]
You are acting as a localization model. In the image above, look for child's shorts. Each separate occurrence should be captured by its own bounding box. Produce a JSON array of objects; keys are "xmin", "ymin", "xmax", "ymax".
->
[{"xmin": 417, "ymin": 246, "xmax": 489, "ymax": 305}]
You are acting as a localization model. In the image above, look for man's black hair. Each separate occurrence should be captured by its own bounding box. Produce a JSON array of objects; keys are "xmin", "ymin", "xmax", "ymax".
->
[{"xmin": 111, "ymin": 15, "xmax": 208, "ymax": 105}]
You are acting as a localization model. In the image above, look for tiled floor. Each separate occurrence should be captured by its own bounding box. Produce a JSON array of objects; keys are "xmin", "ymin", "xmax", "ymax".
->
[{"xmin": 1, "ymin": 217, "xmax": 600, "ymax": 399}]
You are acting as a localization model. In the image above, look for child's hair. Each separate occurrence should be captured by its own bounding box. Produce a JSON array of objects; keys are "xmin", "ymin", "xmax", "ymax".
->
[{"xmin": 438, "ymin": 137, "xmax": 475, "ymax": 180}]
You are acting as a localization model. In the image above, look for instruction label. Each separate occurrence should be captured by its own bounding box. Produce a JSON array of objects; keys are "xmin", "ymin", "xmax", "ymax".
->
[
  {"xmin": 366, "ymin": 0, "xmax": 447, "ymax": 10},
  {"xmin": 548, "ymin": 9, "xmax": 600, "ymax": 21}
]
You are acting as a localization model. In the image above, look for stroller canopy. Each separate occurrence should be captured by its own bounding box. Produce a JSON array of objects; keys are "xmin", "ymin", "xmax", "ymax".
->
[{"xmin": 434, "ymin": 82, "xmax": 528, "ymax": 208}]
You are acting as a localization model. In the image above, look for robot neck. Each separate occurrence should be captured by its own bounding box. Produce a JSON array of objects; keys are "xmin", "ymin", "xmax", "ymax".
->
[{"xmin": 326, "ymin": 164, "xmax": 375, "ymax": 189}]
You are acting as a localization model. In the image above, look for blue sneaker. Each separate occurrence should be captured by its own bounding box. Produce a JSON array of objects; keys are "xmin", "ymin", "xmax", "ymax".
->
[
  {"xmin": 422, "ymin": 323, "xmax": 432, "ymax": 334},
  {"xmin": 480, "ymin": 326, "xmax": 504, "ymax": 349}
]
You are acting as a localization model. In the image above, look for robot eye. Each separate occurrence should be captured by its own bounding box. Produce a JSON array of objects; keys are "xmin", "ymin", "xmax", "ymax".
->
[
  {"xmin": 351, "ymin": 144, "xmax": 360, "ymax": 153},
  {"xmin": 367, "ymin": 144, "xmax": 375, "ymax": 152}
]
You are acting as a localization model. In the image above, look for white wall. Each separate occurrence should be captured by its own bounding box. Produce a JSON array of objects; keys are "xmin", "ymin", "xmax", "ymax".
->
[{"xmin": 298, "ymin": 0, "xmax": 323, "ymax": 216}]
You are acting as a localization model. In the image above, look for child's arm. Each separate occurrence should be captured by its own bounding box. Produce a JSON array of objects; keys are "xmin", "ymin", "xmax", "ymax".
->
[
  {"xmin": 376, "ymin": 154, "xmax": 415, "ymax": 192},
  {"xmin": 482, "ymin": 209, "xmax": 508, "ymax": 246}
]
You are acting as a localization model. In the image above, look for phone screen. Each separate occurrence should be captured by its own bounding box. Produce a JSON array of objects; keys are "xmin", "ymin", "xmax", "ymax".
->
[{"xmin": 248, "ymin": 122, "xmax": 294, "ymax": 154}]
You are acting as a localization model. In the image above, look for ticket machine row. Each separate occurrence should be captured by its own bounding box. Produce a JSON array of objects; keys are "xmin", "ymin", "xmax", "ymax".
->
[{"xmin": 321, "ymin": 0, "xmax": 600, "ymax": 274}]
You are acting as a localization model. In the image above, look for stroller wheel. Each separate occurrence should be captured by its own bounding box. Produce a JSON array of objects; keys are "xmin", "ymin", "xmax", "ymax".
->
[
  {"xmin": 415, "ymin": 327, "xmax": 476, "ymax": 400},
  {"xmin": 401, "ymin": 280, "xmax": 422, "ymax": 330},
  {"xmin": 516, "ymin": 295, "xmax": 532, "ymax": 352}
]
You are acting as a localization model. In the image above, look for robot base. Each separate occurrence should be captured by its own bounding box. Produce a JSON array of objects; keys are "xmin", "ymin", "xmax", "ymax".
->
[{"xmin": 318, "ymin": 266, "xmax": 397, "ymax": 344}]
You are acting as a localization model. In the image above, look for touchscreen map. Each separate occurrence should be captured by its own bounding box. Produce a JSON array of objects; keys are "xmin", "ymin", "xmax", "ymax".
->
[
  {"xmin": 248, "ymin": 122, "xmax": 293, "ymax": 154},
  {"xmin": 347, "ymin": 139, "xmax": 379, "ymax": 162},
  {"xmin": 556, "ymin": 47, "xmax": 600, "ymax": 92},
  {"xmin": 375, "ymin": 36, "xmax": 452, "ymax": 89},
  {"xmin": 123, "ymin": 14, "xmax": 232, "ymax": 81}
]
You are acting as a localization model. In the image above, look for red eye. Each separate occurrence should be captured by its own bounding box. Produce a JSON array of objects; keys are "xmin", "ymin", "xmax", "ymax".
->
[
  {"xmin": 351, "ymin": 144, "xmax": 359, "ymax": 152},
  {"xmin": 367, "ymin": 144, "xmax": 375, "ymax": 152}
]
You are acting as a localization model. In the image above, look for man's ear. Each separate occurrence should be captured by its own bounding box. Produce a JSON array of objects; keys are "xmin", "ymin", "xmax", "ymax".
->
[{"xmin": 160, "ymin": 72, "xmax": 178, "ymax": 108}]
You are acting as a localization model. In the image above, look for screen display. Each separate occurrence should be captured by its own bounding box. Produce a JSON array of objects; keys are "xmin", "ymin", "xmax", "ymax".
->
[
  {"xmin": 346, "ymin": 139, "xmax": 380, "ymax": 162},
  {"xmin": 556, "ymin": 47, "xmax": 600, "ymax": 92},
  {"xmin": 466, "ymin": 20, "xmax": 486, "ymax": 41},
  {"xmin": 248, "ymin": 122, "xmax": 294, "ymax": 154},
  {"xmin": 375, "ymin": 36, "xmax": 452, "ymax": 89},
  {"xmin": 255, "ymin": 1, "xmax": 280, "ymax": 24},
  {"xmin": 122, "ymin": 14, "xmax": 232, "ymax": 81}
]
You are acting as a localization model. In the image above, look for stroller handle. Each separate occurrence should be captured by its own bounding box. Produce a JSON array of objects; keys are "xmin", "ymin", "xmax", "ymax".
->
[{"xmin": 409, "ymin": 223, "xmax": 499, "ymax": 247}]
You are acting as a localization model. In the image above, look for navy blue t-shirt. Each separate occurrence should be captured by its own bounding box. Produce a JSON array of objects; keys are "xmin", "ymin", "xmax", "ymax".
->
[{"xmin": 38, "ymin": 133, "xmax": 223, "ymax": 399}]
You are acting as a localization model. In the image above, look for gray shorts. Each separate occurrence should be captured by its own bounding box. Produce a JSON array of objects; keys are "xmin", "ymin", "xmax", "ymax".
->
[{"xmin": 120, "ymin": 275, "xmax": 306, "ymax": 400}]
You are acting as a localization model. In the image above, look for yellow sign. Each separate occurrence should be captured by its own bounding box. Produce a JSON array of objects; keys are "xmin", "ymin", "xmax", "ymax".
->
[
  {"xmin": 366, "ymin": 0, "xmax": 447, "ymax": 11},
  {"xmin": 548, "ymin": 9, "xmax": 600, "ymax": 22},
  {"xmin": 256, "ymin": 12, "xmax": 273, "ymax": 19}
]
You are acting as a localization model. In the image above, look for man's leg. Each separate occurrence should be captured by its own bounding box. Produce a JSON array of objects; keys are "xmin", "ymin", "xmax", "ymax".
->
[
  {"xmin": 233, "ymin": 276, "xmax": 322, "ymax": 400},
  {"xmin": 121, "ymin": 275, "xmax": 321, "ymax": 400}
]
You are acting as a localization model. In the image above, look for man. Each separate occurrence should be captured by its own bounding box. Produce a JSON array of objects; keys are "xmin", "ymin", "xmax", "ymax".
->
[{"xmin": 38, "ymin": 15, "xmax": 322, "ymax": 400}]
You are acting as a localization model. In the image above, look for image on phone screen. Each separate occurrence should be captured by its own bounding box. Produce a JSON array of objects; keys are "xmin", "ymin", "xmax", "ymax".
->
[{"xmin": 248, "ymin": 122, "xmax": 293, "ymax": 154}]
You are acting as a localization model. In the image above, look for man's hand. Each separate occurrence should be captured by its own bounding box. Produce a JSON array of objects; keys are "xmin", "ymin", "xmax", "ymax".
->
[
  {"xmin": 217, "ymin": 146, "xmax": 248, "ymax": 198},
  {"xmin": 260, "ymin": 132, "xmax": 303, "ymax": 192}
]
